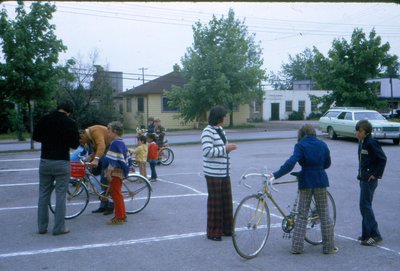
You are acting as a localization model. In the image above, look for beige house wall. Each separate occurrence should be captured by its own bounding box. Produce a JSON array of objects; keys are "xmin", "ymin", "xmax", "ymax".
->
[
  {"xmin": 233, "ymin": 104, "xmax": 250, "ymax": 125},
  {"xmin": 123, "ymin": 94, "xmax": 251, "ymax": 130},
  {"xmin": 123, "ymin": 94, "xmax": 196, "ymax": 130}
]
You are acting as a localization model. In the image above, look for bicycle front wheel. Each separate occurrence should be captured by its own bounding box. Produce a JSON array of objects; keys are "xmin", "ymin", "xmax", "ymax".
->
[
  {"xmin": 232, "ymin": 194, "xmax": 271, "ymax": 259},
  {"xmin": 305, "ymin": 190, "xmax": 336, "ymax": 245},
  {"xmin": 159, "ymin": 148, "xmax": 174, "ymax": 166},
  {"xmin": 123, "ymin": 174, "xmax": 152, "ymax": 214},
  {"xmin": 49, "ymin": 178, "xmax": 89, "ymax": 219}
]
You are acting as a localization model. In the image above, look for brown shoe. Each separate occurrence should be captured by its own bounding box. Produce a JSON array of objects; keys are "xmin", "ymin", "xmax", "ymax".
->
[
  {"xmin": 107, "ymin": 217, "xmax": 124, "ymax": 225},
  {"xmin": 53, "ymin": 228, "xmax": 70, "ymax": 236},
  {"xmin": 323, "ymin": 247, "xmax": 339, "ymax": 254}
]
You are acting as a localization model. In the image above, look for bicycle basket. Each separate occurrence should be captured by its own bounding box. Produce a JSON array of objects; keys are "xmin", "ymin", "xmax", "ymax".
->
[{"xmin": 70, "ymin": 162, "xmax": 85, "ymax": 178}]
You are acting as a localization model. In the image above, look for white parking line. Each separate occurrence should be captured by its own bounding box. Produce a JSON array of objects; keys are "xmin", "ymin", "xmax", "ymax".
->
[
  {"xmin": 0, "ymin": 158, "xmax": 39, "ymax": 162},
  {"xmin": 0, "ymin": 168, "xmax": 38, "ymax": 172},
  {"xmin": 0, "ymin": 224, "xmax": 280, "ymax": 259}
]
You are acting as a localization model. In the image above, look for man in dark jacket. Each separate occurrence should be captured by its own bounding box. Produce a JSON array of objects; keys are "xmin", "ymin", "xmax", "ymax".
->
[
  {"xmin": 33, "ymin": 101, "xmax": 80, "ymax": 235},
  {"xmin": 355, "ymin": 120, "xmax": 387, "ymax": 246}
]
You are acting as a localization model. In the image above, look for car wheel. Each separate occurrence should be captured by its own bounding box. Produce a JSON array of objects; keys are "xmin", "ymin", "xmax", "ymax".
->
[
  {"xmin": 328, "ymin": 127, "xmax": 337, "ymax": 140},
  {"xmin": 393, "ymin": 138, "xmax": 399, "ymax": 145}
]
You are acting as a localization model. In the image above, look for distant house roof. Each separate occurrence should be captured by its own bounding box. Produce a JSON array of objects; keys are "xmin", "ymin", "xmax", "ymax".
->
[{"xmin": 123, "ymin": 71, "xmax": 184, "ymax": 96}]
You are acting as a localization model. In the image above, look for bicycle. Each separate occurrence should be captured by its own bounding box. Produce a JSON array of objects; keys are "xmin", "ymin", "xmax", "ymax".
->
[
  {"xmin": 132, "ymin": 131, "xmax": 174, "ymax": 166},
  {"xmin": 49, "ymin": 160, "xmax": 152, "ymax": 219},
  {"xmin": 232, "ymin": 169, "xmax": 336, "ymax": 259},
  {"xmin": 158, "ymin": 143, "xmax": 174, "ymax": 166},
  {"xmin": 130, "ymin": 143, "xmax": 174, "ymax": 167}
]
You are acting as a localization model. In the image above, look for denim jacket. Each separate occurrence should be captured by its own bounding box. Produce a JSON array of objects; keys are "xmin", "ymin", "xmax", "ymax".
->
[{"xmin": 273, "ymin": 135, "xmax": 331, "ymax": 189}]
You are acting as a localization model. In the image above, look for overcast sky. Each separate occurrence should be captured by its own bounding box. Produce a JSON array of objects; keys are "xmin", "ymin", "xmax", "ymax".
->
[{"xmin": 1, "ymin": 1, "xmax": 400, "ymax": 91}]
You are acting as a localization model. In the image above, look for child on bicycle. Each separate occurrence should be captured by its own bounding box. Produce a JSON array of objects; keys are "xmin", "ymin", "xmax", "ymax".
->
[
  {"xmin": 104, "ymin": 121, "xmax": 131, "ymax": 225},
  {"xmin": 147, "ymin": 133, "xmax": 158, "ymax": 182},
  {"xmin": 154, "ymin": 118, "xmax": 166, "ymax": 147},
  {"xmin": 129, "ymin": 135, "xmax": 148, "ymax": 178}
]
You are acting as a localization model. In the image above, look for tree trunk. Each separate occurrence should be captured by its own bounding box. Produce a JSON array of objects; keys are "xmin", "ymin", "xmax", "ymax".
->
[
  {"xmin": 229, "ymin": 112, "xmax": 234, "ymax": 128},
  {"xmin": 15, "ymin": 103, "xmax": 25, "ymax": 142},
  {"xmin": 29, "ymin": 100, "xmax": 35, "ymax": 150}
]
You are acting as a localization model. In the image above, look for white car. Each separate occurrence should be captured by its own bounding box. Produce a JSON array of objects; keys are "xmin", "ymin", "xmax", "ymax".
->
[{"xmin": 319, "ymin": 107, "xmax": 400, "ymax": 145}]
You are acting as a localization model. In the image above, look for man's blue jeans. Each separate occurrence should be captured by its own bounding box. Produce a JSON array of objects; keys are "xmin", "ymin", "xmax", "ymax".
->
[{"xmin": 359, "ymin": 179, "xmax": 381, "ymax": 240}]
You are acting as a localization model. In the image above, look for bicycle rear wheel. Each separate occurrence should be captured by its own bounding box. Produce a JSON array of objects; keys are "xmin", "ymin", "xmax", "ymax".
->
[
  {"xmin": 123, "ymin": 174, "xmax": 152, "ymax": 214},
  {"xmin": 305, "ymin": 191, "xmax": 336, "ymax": 245},
  {"xmin": 159, "ymin": 148, "xmax": 174, "ymax": 165},
  {"xmin": 232, "ymin": 194, "xmax": 271, "ymax": 259},
  {"xmin": 49, "ymin": 178, "xmax": 89, "ymax": 219}
]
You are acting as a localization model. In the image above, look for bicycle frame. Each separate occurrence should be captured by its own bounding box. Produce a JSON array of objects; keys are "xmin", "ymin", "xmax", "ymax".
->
[{"xmin": 241, "ymin": 173, "xmax": 297, "ymax": 227}]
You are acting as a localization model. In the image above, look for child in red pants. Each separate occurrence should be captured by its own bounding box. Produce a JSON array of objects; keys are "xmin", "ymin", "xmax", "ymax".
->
[{"xmin": 104, "ymin": 121, "xmax": 131, "ymax": 225}]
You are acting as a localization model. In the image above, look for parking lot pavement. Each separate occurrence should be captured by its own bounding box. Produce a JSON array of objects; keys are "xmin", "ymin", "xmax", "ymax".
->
[{"xmin": 0, "ymin": 137, "xmax": 399, "ymax": 270}]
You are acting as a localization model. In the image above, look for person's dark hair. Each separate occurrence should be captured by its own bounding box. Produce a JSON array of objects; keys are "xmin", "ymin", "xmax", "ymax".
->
[
  {"xmin": 108, "ymin": 121, "xmax": 124, "ymax": 136},
  {"xmin": 208, "ymin": 105, "xmax": 227, "ymax": 126},
  {"xmin": 297, "ymin": 124, "xmax": 316, "ymax": 142},
  {"xmin": 138, "ymin": 135, "xmax": 147, "ymax": 143},
  {"xmin": 356, "ymin": 119, "xmax": 372, "ymax": 135},
  {"xmin": 57, "ymin": 100, "xmax": 74, "ymax": 114},
  {"xmin": 147, "ymin": 133, "xmax": 156, "ymax": 141}
]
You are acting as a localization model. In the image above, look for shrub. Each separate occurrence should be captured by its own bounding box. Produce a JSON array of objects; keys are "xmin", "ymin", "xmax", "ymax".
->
[{"xmin": 288, "ymin": 111, "xmax": 304, "ymax": 120}]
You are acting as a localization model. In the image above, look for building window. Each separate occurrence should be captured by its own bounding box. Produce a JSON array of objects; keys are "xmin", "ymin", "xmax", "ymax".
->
[
  {"xmin": 311, "ymin": 100, "xmax": 318, "ymax": 112},
  {"xmin": 162, "ymin": 96, "xmax": 178, "ymax": 112},
  {"xmin": 137, "ymin": 96, "xmax": 144, "ymax": 113},
  {"xmin": 253, "ymin": 101, "xmax": 261, "ymax": 113},
  {"xmin": 298, "ymin": 100, "xmax": 305, "ymax": 113},
  {"xmin": 126, "ymin": 98, "xmax": 132, "ymax": 112},
  {"xmin": 285, "ymin": 101, "xmax": 292, "ymax": 112}
]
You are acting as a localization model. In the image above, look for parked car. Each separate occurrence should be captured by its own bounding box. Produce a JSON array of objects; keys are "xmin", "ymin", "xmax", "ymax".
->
[
  {"xmin": 381, "ymin": 109, "xmax": 400, "ymax": 119},
  {"xmin": 319, "ymin": 107, "xmax": 400, "ymax": 145}
]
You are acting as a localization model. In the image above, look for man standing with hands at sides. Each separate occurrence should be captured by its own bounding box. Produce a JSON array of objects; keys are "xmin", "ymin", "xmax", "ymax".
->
[
  {"xmin": 201, "ymin": 106, "xmax": 237, "ymax": 241},
  {"xmin": 33, "ymin": 101, "xmax": 80, "ymax": 235},
  {"xmin": 79, "ymin": 125, "xmax": 113, "ymax": 214},
  {"xmin": 355, "ymin": 120, "xmax": 386, "ymax": 246}
]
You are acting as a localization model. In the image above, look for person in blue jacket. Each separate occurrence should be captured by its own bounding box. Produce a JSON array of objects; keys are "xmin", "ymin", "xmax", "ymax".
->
[
  {"xmin": 271, "ymin": 124, "xmax": 337, "ymax": 254},
  {"xmin": 355, "ymin": 120, "xmax": 386, "ymax": 246}
]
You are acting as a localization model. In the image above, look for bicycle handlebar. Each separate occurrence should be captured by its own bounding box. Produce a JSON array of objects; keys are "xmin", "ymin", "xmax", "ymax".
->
[{"xmin": 240, "ymin": 172, "xmax": 298, "ymax": 193}]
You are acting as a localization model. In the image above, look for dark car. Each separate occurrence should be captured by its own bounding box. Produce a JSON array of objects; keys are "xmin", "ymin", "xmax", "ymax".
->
[{"xmin": 382, "ymin": 109, "xmax": 400, "ymax": 119}]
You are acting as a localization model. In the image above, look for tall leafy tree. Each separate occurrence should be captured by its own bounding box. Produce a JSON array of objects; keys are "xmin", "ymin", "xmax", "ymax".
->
[
  {"xmin": 55, "ymin": 56, "xmax": 118, "ymax": 128},
  {"xmin": 167, "ymin": 9, "xmax": 265, "ymax": 127},
  {"xmin": 311, "ymin": 28, "xmax": 398, "ymax": 111},
  {"xmin": 0, "ymin": 1, "xmax": 66, "ymax": 147},
  {"xmin": 268, "ymin": 48, "xmax": 317, "ymax": 90}
]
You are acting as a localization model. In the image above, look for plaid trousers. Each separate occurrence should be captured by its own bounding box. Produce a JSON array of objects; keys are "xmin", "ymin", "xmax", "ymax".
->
[
  {"xmin": 205, "ymin": 176, "xmax": 233, "ymax": 237},
  {"xmin": 292, "ymin": 188, "xmax": 335, "ymax": 253}
]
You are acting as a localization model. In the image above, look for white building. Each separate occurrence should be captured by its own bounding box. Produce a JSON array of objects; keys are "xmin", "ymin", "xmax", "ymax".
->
[{"xmin": 263, "ymin": 89, "xmax": 330, "ymax": 121}]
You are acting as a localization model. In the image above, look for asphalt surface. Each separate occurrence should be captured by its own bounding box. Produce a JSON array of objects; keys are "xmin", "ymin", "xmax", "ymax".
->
[{"xmin": 1, "ymin": 121, "xmax": 399, "ymax": 271}]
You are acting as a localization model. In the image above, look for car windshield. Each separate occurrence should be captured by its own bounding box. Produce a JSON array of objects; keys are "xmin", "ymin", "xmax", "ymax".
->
[{"xmin": 354, "ymin": 112, "xmax": 386, "ymax": 121}]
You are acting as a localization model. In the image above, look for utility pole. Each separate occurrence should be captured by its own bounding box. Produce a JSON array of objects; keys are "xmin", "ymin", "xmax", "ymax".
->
[
  {"xmin": 390, "ymin": 77, "xmax": 393, "ymax": 111},
  {"xmin": 138, "ymin": 67, "xmax": 148, "ymax": 84}
]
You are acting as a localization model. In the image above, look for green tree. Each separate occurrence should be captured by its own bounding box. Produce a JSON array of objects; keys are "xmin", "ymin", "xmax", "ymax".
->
[
  {"xmin": 0, "ymin": 1, "xmax": 66, "ymax": 147},
  {"xmin": 311, "ymin": 28, "xmax": 398, "ymax": 111},
  {"xmin": 167, "ymin": 9, "xmax": 265, "ymax": 127},
  {"xmin": 268, "ymin": 48, "xmax": 318, "ymax": 90}
]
